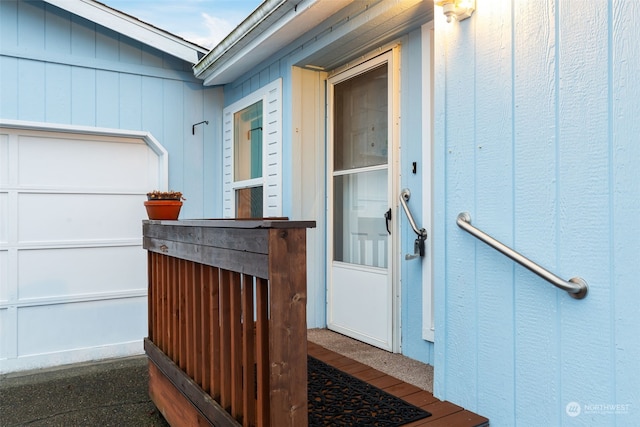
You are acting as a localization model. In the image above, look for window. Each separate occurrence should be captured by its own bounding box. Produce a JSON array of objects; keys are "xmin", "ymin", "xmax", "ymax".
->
[
  {"xmin": 233, "ymin": 101, "xmax": 263, "ymax": 218},
  {"xmin": 222, "ymin": 79, "xmax": 282, "ymax": 218}
]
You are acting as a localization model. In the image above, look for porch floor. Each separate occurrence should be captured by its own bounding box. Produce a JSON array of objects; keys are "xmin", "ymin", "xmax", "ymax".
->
[{"xmin": 308, "ymin": 330, "xmax": 489, "ymax": 427}]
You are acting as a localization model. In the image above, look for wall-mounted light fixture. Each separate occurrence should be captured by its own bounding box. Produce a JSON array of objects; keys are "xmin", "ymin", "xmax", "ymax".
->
[{"xmin": 434, "ymin": 0, "xmax": 475, "ymax": 23}]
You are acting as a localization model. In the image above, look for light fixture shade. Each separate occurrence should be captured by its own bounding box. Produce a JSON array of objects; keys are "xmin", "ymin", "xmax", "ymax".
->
[{"xmin": 434, "ymin": 0, "xmax": 475, "ymax": 23}]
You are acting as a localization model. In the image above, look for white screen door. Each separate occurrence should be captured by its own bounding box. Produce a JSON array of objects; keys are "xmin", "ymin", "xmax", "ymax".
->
[{"xmin": 327, "ymin": 52, "xmax": 396, "ymax": 351}]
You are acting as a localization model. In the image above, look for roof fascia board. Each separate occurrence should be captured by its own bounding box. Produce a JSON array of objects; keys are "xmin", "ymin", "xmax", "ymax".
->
[
  {"xmin": 44, "ymin": 0, "xmax": 207, "ymax": 64},
  {"xmin": 194, "ymin": 0, "xmax": 291, "ymax": 78},
  {"xmin": 195, "ymin": 0, "xmax": 352, "ymax": 86}
]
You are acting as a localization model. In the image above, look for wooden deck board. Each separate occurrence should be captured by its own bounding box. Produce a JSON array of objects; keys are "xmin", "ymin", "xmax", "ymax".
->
[{"xmin": 307, "ymin": 342, "xmax": 489, "ymax": 427}]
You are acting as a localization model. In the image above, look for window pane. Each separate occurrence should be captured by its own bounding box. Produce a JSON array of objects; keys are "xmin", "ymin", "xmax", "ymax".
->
[
  {"xmin": 333, "ymin": 169, "xmax": 388, "ymax": 267},
  {"xmin": 236, "ymin": 186, "xmax": 263, "ymax": 218},
  {"xmin": 334, "ymin": 64, "xmax": 388, "ymax": 171},
  {"xmin": 234, "ymin": 101, "xmax": 263, "ymax": 181}
]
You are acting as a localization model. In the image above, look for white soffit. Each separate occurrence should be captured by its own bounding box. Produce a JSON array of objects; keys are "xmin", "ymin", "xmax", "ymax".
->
[
  {"xmin": 194, "ymin": 0, "xmax": 353, "ymax": 86},
  {"xmin": 44, "ymin": 0, "xmax": 207, "ymax": 64}
]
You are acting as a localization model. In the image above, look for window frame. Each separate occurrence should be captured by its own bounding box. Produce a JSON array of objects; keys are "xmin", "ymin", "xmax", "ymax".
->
[{"xmin": 222, "ymin": 78, "xmax": 282, "ymax": 218}]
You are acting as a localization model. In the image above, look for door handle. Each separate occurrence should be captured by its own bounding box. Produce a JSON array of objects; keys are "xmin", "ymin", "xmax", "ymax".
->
[
  {"xmin": 384, "ymin": 208, "xmax": 392, "ymax": 235},
  {"xmin": 399, "ymin": 188, "xmax": 427, "ymax": 260}
]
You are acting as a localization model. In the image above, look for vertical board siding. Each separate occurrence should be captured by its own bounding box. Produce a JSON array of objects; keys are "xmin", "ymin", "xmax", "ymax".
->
[
  {"xmin": 119, "ymin": 74, "xmax": 143, "ymax": 130},
  {"xmin": 18, "ymin": 1, "xmax": 45, "ymax": 49},
  {"xmin": 512, "ymin": 1, "xmax": 560, "ymax": 426},
  {"xmin": 557, "ymin": 2, "xmax": 612, "ymax": 426},
  {"xmin": 612, "ymin": 1, "xmax": 640, "ymax": 421},
  {"xmin": 0, "ymin": 57, "xmax": 18, "ymax": 116},
  {"xmin": 473, "ymin": 0, "xmax": 515, "ymax": 423},
  {"xmin": 441, "ymin": 13, "xmax": 478, "ymax": 409},
  {"xmin": 0, "ymin": 0, "xmax": 221, "ymax": 219},
  {"xmin": 45, "ymin": 63, "xmax": 71, "ymax": 123},
  {"xmin": 70, "ymin": 14, "xmax": 97, "ymax": 57},
  {"xmin": 436, "ymin": 0, "xmax": 640, "ymax": 426},
  {"xmin": 44, "ymin": 4, "xmax": 71, "ymax": 53},
  {"xmin": 203, "ymin": 88, "xmax": 224, "ymax": 216},
  {"xmin": 183, "ymin": 82, "xmax": 206, "ymax": 215},
  {"xmin": 96, "ymin": 70, "xmax": 119, "ymax": 128},
  {"xmin": 71, "ymin": 67, "xmax": 96, "ymax": 124},
  {"xmin": 0, "ymin": 0, "xmax": 18, "ymax": 46},
  {"xmin": 18, "ymin": 60, "xmax": 45, "ymax": 120}
]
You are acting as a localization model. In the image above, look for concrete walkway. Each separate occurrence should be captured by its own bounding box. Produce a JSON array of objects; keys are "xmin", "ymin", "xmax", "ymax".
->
[
  {"xmin": 307, "ymin": 329, "xmax": 434, "ymax": 393},
  {"xmin": 0, "ymin": 329, "xmax": 434, "ymax": 426}
]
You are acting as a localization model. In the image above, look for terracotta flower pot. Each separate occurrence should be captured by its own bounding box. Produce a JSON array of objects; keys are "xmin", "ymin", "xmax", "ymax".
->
[{"xmin": 144, "ymin": 200, "xmax": 183, "ymax": 220}]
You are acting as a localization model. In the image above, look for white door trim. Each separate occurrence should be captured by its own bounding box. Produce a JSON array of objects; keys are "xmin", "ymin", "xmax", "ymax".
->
[{"xmin": 421, "ymin": 22, "xmax": 434, "ymax": 342}]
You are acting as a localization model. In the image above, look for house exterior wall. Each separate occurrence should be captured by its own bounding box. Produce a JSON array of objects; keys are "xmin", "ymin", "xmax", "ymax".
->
[
  {"xmin": 0, "ymin": 0, "xmax": 221, "ymax": 218},
  {"xmin": 219, "ymin": 22, "xmax": 436, "ymax": 364},
  {"xmin": 433, "ymin": 1, "xmax": 639, "ymax": 426}
]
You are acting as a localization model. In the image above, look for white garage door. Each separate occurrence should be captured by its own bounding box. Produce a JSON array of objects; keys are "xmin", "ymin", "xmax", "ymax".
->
[{"xmin": 0, "ymin": 123, "xmax": 167, "ymax": 373}]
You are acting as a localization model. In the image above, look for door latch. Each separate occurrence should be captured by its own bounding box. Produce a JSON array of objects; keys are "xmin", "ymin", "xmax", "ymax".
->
[
  {"xmin": 405, "ymin": 232, "xmax": 426, "ymax": 260},
  {"xmin": 384, "ymin": 208, "xmax": 392, "ymax": 235}
]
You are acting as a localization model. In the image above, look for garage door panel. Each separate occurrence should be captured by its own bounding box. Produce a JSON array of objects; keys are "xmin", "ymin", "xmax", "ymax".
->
[
  {"xmin": 16, "ymin": 297, "xmax": 147, "ymax": 356},
  {"xmin": 18, "ymin": 193, "xmax": 147, "ymax": 242},
  {"xmin": 0, "ymin": 192, "xmax": 8, "ymax": 243},
  {"xmin": 0, "ymin": 251, "xmax": 7, "ymax": 302},
  {"xmin": 1, "ymin": 125, "xmax": 165, "ymax": 373},
  {"xmin": 0, "ymin": 308, "xmax": 8, "ymax": 359},
  {"xmin": 18, "ymin": 246, "xmax": 146, "ymax": 300},
  {"xmin": 17, "ymin": 135, "xmax": 157, "ymax": 191}
]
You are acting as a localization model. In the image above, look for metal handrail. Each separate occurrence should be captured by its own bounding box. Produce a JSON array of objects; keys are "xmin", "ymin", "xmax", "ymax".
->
[
  {"xmin": 456, "ymin": 212, "xmax": 588, "ymax": 299},
  {"xmin": 399, "ymin": 189, "xmax": 427, "ymax": 238}
]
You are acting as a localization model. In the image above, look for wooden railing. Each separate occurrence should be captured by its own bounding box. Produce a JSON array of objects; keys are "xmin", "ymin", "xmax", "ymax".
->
[{"xmin": 143, "ymin": 219, "xmax": 315, "ymax": 427}]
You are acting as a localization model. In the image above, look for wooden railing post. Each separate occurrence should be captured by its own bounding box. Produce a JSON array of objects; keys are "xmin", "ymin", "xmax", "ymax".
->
[{"xmin": 267, "ymin": 228, "xmax": 308, "ymax": 427}]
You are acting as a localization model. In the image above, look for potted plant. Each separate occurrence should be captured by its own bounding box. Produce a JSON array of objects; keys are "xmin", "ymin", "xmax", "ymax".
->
[{"xmin": 144, "ymin": 191, "xmax": 185, "ymax": 220}]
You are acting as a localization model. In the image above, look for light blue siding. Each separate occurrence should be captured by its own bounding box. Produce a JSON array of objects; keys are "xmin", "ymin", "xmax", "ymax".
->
[
  {"xmin": 96, "ymin": 70, "xmax": 119, "ymax": 128},
  {"xmin": 511, "ymin": 2, "xmax": 561, "ymax": 425},
  {"xmin": 0, "ymin": 0, "xmax": 221, "ymax": 218},
  {"xmin": 434, "ymin": 1, "xmax": 640, "ymax": 426},
  {"xmin": 71, "ymin": 67, "xmax": 96, "ymax": 124},
  {"xmin": 612, "ymin": 2, "xmax": 640, "ymax": 424},
  {"xmin": 473, "ymin": 0, "xmax": 516, "ymax": 421}
]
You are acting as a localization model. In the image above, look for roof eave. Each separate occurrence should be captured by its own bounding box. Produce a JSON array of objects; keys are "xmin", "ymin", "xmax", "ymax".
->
[{"xmin": 194, "ymin": 0, "xmax": 353, "ymax": 86}]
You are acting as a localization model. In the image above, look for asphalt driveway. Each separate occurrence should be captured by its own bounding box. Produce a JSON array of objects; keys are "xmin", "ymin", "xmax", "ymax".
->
[{"xmin": 0, "ymin": 356, "xmax": 168, "ymax": 427}]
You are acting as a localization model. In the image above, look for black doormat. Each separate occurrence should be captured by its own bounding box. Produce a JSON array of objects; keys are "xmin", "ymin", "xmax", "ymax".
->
[{"xmin": 308, "ymin": 356, "xmax": 431, "ymax": 426}]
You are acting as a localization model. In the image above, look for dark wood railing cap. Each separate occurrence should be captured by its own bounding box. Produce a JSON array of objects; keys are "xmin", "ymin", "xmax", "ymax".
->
[{"xmin": 143, "ymin": 218, "xmax": 316, "ymax": 229}]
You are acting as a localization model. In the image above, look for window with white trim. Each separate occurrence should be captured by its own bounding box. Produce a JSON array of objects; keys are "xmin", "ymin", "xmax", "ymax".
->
[
  {"xmin": 233, "ymin": 101, "xmax": 263, "ymax": 217},
  {"xmin": 222, "ymin": 79, "xmax": 282, "ymax": 218}
]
